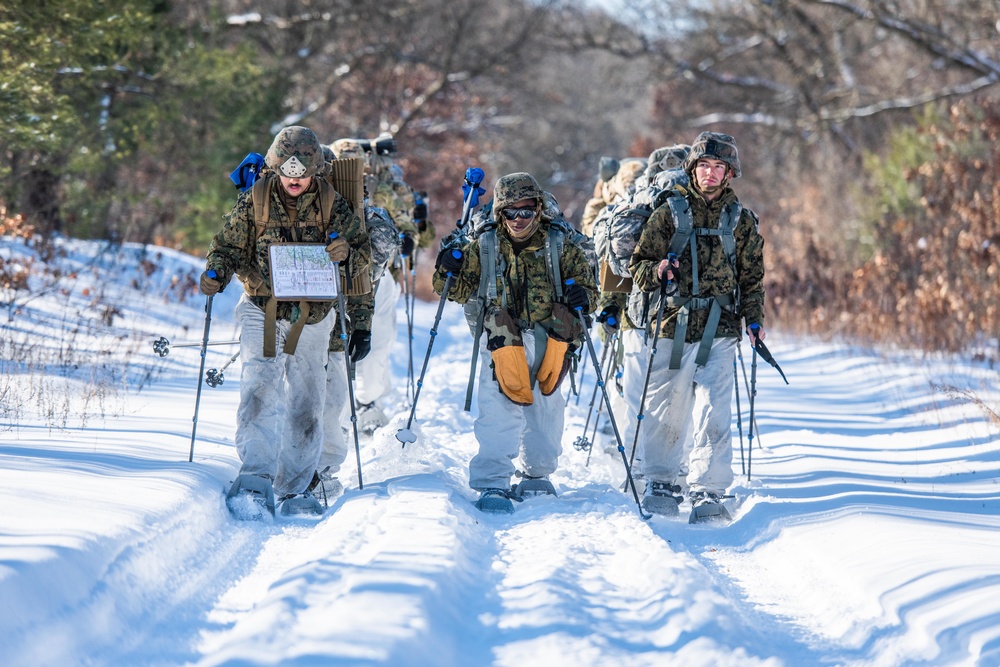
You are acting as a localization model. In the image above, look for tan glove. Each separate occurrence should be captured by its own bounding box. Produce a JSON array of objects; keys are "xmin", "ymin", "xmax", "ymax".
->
[
  {"xmin": 491, "ymin": 346, "xmax": 533, "ymax": 406},
  {"xmin": 326, "ymin": 237, "xmax": 349, "ymax": 263},
  {"xmin": 536, "ymin": 338, "xmax": 569, "ymax": 396},
  {"xmin": 199, "ymin": 271, "xmax": 222, "ymax": 296}
]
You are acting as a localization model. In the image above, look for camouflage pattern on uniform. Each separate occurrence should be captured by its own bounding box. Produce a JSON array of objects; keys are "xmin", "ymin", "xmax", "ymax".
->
[
  {"xmin": 433, "ymin": 222, "xmax": 599, "ymax": 348},
  {"xmin": 628, "ymin": 186, "xmax": 764, "ymax": 340},
  {"xmin": 206, "ymin": 174, "xmax": 374, "ymax": 328}
]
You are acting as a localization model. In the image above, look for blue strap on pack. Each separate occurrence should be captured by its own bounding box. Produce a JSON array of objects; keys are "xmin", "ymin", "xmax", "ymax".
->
[
  {"xmin": 462, "ymin": 167, "xmax": 486, "ymax": 208},
  {"xmin": 229, "ymin": 152, "xmax": 266, "ymax": 192}
]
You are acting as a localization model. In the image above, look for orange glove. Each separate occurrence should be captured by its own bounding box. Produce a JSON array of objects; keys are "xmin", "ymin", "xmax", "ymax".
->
[
  {"xmin": 491, "ymin": 346, "xmax": 533, "ymax": 406},
  {"xmin": 536, "ymin": 338, "xmax": 569, "ymax": 396}
]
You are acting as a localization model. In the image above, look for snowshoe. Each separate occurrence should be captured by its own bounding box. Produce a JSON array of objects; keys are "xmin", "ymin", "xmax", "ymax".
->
[
  {"xmin": 307, "ymin": 468, "xmax": 343, "ymax": 507},
  {"xmin": 357, "ymin": 401, "xmax": 388, "ymax": 435},
  {"xmin": 688, "ymin": 491, "xmax": 732, "ymax": 524},
  {"xmin": 474, "ymin": 488, "xmax": 515, "ymax": 514},
  {"xmin": 226, "ymin": 474, "xmax": 276, "ymax": 520},
  {"xmin": 641, "ymin": 480, "xmax": 683, "ymax": 517},
  {"xmin": 511, "ymin": 475, "xmax": 557, "ymax": 499},
  {"xmin": 277, "ymin": 491, "xmax": 325, "ymax": 517}
]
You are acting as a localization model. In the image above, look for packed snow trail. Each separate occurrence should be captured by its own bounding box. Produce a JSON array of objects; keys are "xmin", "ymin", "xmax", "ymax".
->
[{"xmin": 2, "ymin": 242, "xmax": 1000, "ymax": 666}]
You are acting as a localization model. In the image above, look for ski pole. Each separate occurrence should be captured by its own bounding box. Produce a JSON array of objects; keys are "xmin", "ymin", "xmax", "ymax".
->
[
  {"xmin": 585, "ymin": 340, "xmax": 617, "ymax": 467},
  {"xmin": 628, "ymin": 259, "xmax": 675, "ymax": 469},
  {"xmin": 567, "ymin": 280, "xmax": 650, "ymax": 521},
  {"xmin": 206, "ymin": 350, "xmax": 241, "ymax": 387},
  {"xmin": 152, "ymin": 336, "xmax": 239, "ymax": 357},
  {"xmin": 188, "ymin": 270, "xmax": 215, "ymax": 462},
  {"xmin": 747, "ymin": 324, "xmax": 760, "ymax": 481},
  {"xmin": 571, "ymin": 330, "xmax": 613, "ymax": 452},
  {"xmin": 398, "ymin": 242, "xmax": 415, "ymax": 403},
  {"xmin": 330, "ymin": 232, "xmax": 364, "ymax": 490},
  {"xmin": 399, "ymin": 167, "xmax": 483, "ymax": 432},
  {"xmin": 734, "ymin": 353, "xmax": 745, "ymax": 475},
  {"xmin": 737, "ymin": 337, "xmax": 764, "ymax": 449},
  {"xmin": 396, "ymin": 263, "xmax": 457, "ymax": 445},
  {"xmin": 406, "ymin": 255, "xmax": 416, "ymax": 401},
  {"xmin": 573, "ymin": 354, "xmax": 588, "ymax": 405}
]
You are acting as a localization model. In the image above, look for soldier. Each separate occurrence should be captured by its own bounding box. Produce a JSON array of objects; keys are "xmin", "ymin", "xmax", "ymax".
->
[
  {"xmin": 326, "ymin": 138, "xmax": 433, "ymax": 434},
  {"xmin": 200, "ymin": 125, "xmax": 373, "ymax": 515},
  {"xmin": 627, "ymin": 132, "xmax": 766, "ymax": 521},
  {"xmin": 594, "ymin": 144, "xmax": 691, "ymax": 471},
  {"xmin": 433, "ymin": 172, "xmax": 598, "ymax": 514}
]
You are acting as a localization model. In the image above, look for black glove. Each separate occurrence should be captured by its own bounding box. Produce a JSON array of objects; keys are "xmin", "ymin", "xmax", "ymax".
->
[
  {"xmin": 413, "ymin": 202, "xmax": 428, "ymax": 222},
  {"xmin": 400, "ymin": 233, "xmax": 416, "ymax": 257},
  {"xmin": 596, "ymin": 305, "xmax": 620, "ymax": 332},
  {"xmin": 348, "ymin": 329, "xmax": 371, "ymax": 363},
  {"xmin": 437, "ymin": 247, "xmax": 464, "ymax": 274},
  {"xmin": 417, "ymin": 220, "xmax": 429, "ymax": 234},
  {"xmin": 564, "ymin": 283, "xmax": 590, "ymax": 314}
]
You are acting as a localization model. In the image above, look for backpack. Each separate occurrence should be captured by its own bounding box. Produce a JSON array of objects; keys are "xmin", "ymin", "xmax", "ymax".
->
[
  {"xmin": 595, "ymin": 168, "xmax": 691, "ymax": 293},
  {"xmin": 363, "ymin": 204, "xmax": 399, "ymax": 283}
]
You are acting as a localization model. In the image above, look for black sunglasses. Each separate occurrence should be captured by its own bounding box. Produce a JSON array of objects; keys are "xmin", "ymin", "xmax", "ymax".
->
[{"xmin": 501, "ymin": 207, "xmax": 536, "ymax": 221}]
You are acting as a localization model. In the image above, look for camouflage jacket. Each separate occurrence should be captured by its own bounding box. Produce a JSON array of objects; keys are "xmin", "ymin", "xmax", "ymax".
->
[
  {"xmin": 628, "ymin": 186, "xmax": 764, "ymax": 340},
  {"xmin": 206, "ymin": 175, "xmax": 374, "ymax": 328},
  {"xmin": 433, "ymin": 220, "xmax": 599, "ymax": 337}
]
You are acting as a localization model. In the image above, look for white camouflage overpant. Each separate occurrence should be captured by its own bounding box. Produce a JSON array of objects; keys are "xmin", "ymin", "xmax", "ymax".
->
[
  {"xmin": 320, "ymin": 349, "xmax": 351, "ymax": 477},
  {"xmin": 234, "ymin": 295, "xmax": 335, "ymax": 497},
  {"xmin": 470, "ymin": 329, "xmax": 564, "ymax": 490},
  {"xmin": 354, "ymin": 276, "xmax": 399, "ymax": 405},
  {"xmin": 639, "ymin": 336, "xmax": 736, "ymax": 495}
]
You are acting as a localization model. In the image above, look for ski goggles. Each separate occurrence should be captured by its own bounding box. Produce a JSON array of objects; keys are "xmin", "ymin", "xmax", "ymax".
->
[{"xmin": 500, "ymin": 207, "xmax": 537, "ymax": 221}]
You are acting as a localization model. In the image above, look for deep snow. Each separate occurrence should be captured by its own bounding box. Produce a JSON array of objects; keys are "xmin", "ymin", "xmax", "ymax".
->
[{"xmin": 1, "ymin": 236, "xmax": 999, "ymax": 667}]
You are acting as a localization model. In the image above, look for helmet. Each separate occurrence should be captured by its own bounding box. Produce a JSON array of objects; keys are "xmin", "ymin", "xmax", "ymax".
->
[
  {"xmin": 652, "ymin": 144, "xmax": 690, "ymax": 172},
  {"xmin": 685, "ymin": 132, "xmax": 740, "ymax": 178},
  {"xmin": 265, "ymin": 126, "xmax": 324, "ymax": 179},
  {"xmin": 321, "ymin": 145, "xmax": 335, "ymax": 163},
  {"xmin": 492, "ymin": 172, "xmax": 544, "ymax": 222},
  {"xmin": 330, "ymin": 138, "xmax": 365, "ymax": 160},
  {"xmin": 609, "ymin": 158, "xmax": 646, "ymax": 200}
]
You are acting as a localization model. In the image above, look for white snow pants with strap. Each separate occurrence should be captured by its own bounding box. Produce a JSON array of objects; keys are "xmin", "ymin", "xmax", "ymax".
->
[
  {"xmin": 234, "ymin": 294, "xmax": 334, "ymax": 496},
  {"xmin": 639, "ymin": 336, "xmax": 736, "ymax": 495},
  {"xmin": 354, "ymin": 276, "xmax": 399, "ymax": 405},
  {"xmin": 470, "ymin": 329, "xmax": 565, "ymax": 491},
  {"xmin": 320, "ymin": 349, "xmax": 350, "ymax": 477}
]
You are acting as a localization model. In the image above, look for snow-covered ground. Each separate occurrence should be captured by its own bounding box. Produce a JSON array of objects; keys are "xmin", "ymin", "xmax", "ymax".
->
[{"xmin": 1, "ymin": 236, "xmax": 999, "ymax": 667}]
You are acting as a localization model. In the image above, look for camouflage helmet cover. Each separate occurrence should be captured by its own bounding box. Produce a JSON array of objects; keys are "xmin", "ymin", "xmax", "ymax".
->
[
  {"xmin": 610, "ymin": 158, "xmax": 647, "ymax": 199},
  {"xmin": 265, "ymin": 126, "xmax": 324, "ymax": 179},
  {"xmin": 330, "ymin": 138, "xmax": 365, "ymax": 160},
  {"xmin": 656, "ymin": 144, "xmax": 691, "ymax": 172},
  {"xmin": 685, "ymin": 132, "xmax": 740, "ymax": 178},
  {"xmin": 492, "ymin": 172, "xmax": 544, "ymax": 223}
]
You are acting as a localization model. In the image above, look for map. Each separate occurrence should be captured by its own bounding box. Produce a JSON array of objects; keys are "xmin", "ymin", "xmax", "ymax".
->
[{"xmin": 268, "ymin": 243, "xmax": 339, "ymax": 300}]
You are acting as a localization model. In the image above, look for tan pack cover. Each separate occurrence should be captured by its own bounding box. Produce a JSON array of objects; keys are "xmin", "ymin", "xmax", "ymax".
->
[
  {"xmin": 328, "ymin": 157, "xmax": 366, "ymax": 218},
  {"xmin": 600, "ymin": 259, "xmax": 632, "ymax": 293}
]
